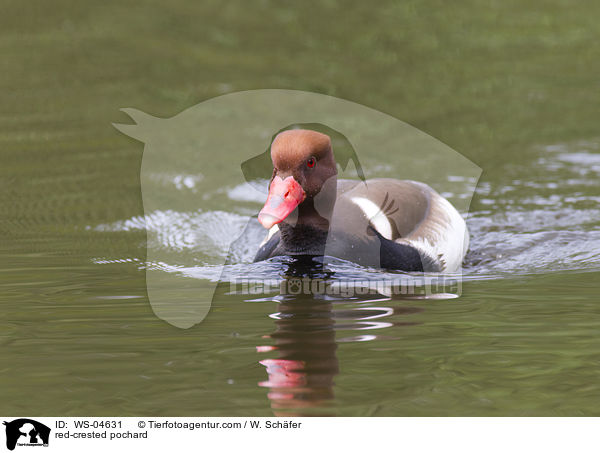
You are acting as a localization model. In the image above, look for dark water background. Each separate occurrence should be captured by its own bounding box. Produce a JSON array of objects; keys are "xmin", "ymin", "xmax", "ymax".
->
[{"xmin": 2, "ymin": 0, "xmax": 599, "ymax": 415}]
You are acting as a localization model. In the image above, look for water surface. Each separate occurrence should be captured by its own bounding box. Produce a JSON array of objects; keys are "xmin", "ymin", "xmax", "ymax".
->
[{"xmin": 2, "ymin": 0, "xmax": 600, "ymax": 416}]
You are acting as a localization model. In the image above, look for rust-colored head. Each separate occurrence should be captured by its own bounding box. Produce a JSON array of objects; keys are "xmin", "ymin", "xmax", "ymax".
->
[{"xmin": 258, "ymin": 130, "xmax": 338, "ymax": 229}]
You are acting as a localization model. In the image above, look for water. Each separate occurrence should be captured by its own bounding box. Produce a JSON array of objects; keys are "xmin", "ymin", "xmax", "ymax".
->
[{"xmin": 2, "ymin": 0, "xmax": 600, "ymax": 416}]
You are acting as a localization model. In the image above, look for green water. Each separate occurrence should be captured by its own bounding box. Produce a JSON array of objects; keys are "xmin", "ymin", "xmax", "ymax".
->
[{"xmin": 2, "ymin": 0, "xmax": 600, "ymax": 416}]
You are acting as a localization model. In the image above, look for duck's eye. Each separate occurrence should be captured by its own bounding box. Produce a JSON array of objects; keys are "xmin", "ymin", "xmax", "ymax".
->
[{"xmin": 307, "ymin": 157, "xmax": 316, "ymax": 168}]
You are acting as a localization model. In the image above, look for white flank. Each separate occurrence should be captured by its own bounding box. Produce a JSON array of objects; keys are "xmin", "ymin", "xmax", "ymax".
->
[
  {"xmin": 351, "ymin": 196, "xmax": 393, "ymax": 240},
  {"xmin": 401, "ymin": 194, "xmax": 469, "ymax": 273}
]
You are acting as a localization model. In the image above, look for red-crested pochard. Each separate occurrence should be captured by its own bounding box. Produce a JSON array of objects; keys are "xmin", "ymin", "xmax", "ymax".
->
[{"xmin": 254, "ymin": 130, "xmax": 469, "ymax": 272}]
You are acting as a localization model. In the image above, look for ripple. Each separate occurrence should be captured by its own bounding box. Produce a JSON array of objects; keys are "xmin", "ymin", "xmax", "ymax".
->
[{"xmin": 92, "ymin": 140, "xmax": 600, "ymax": 283}]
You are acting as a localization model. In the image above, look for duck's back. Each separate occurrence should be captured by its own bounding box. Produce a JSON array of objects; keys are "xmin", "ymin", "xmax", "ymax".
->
[{"xmin": 330, "ymin": 179, "xmax": 469, "ymax": 272}]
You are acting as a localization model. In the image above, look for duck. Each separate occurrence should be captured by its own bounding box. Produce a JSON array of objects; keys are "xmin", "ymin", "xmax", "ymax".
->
[{"xmin": 254, "ymin": 129, "xmax": 469, "ymax": 272}]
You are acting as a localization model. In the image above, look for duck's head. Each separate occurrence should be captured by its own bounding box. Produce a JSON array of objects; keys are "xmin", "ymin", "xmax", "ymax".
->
[{"xmin": 258, "ymin": 129, "xmax": 338, "ymax": 229}]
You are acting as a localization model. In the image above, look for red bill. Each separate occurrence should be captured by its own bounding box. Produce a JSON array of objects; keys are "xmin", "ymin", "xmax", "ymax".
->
[{"xmin": 258, "ymin": 176, "xmax": 305, "ymax": 229}]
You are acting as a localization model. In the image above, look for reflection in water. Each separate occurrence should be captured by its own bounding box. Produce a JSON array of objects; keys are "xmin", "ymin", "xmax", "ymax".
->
[
  {"xmin": 254, "ymin": 257, "xmax": 424, "ymax": 416},
  {"xmin": 259, "ymin": 294, "xmax": 338, "ymax": 416},
  {"xmin": 257, "ymin": 257, "xmax": 338, "ymax": 416}
]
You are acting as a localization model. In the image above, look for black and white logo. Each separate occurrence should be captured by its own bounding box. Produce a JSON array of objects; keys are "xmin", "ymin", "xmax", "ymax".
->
[{"xmin": 3, "ymin": 419, "xmax": 50, "ymax": 450}]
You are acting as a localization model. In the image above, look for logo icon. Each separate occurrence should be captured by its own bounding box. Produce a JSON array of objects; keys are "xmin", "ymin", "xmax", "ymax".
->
[
  {"xmin": 3, "ymin": 419, "xmax": 50, "ymax": 450},
  {"xmin": 111, "ymin": 90, "xmax": 480, "ymax": 328}
]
